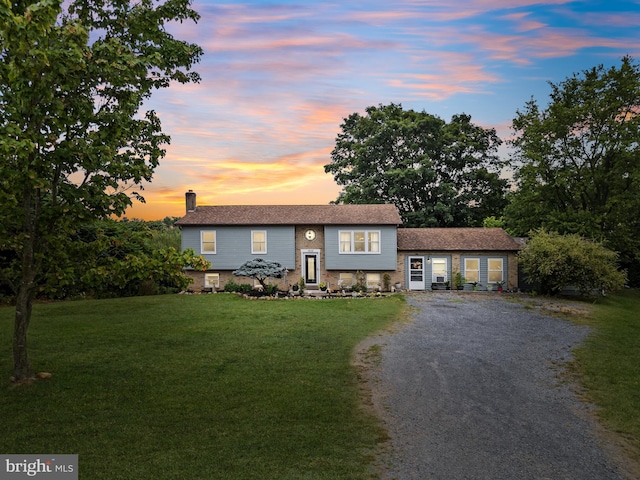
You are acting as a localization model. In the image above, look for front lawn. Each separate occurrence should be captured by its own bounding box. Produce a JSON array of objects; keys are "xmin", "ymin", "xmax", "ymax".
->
[
  {"xmin": 572, "ymin": 290, "xmax": 640, "ymax": 462},
  {"xmin": 0, "ymin": 294, "xmax": 404, "ymax": 479}
]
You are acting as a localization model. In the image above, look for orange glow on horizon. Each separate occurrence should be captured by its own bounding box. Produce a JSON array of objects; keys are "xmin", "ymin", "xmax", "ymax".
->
[{"xmin": 123, "ymin": 178, "xmax": 344, "ymax": 220}]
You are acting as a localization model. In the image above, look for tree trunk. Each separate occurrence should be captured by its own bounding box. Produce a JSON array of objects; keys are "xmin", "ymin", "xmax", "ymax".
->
[
  {"xmin": 13, "ymin": 186, "xmax": 39, "ymax": 382},
  {"xmin": 13, "ymin": 231, "xmax": 38, "ymax": 381},
  {"xmin": 13, "ymin": 277, "xmax": 35, "ymax": 381}
]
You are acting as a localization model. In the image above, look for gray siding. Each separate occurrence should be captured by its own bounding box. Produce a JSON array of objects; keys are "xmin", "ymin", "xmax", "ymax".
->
[
  {"xmin": 181, "ymin": 226, "xmax": 296, "ymax": 270},
  {"xmin": 404, "ymin": 255, "xmax": 452, "ymax": 289},
  {"xmin": 324, "ymin": 225, "xmax": 397, "ymax": 270}
]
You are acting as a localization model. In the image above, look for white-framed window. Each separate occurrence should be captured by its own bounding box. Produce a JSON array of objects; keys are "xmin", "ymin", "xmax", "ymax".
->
[
  {"xmin": 368, "ymin": 231, "xmax": 380, "ymax": 253},
  {"xmin": 339, "ymin": 230, "xmax": 381, "ymax": 254},
  {"xmin": 488, "ymin": 258, "xmax": 504, "ymax": 283},
  {"xmin": 338, "ymin": 273, "xmax": 353, "ymax": 287},
  {"xmin": 354, "ymin": 231, "xmax": 366, "ymax": 252},
  {"xmin": 366, "ymin": 273, "xmax": 381, "ymax": 289},
  {"xmin": 204, "ymin": 273, "xmax": 220, "ymax": 288},
  {"xmin": 431, "ymin": 258, "xmax": 448, "ymax": 283},
  {"xmin": 340, "ymin": 232, "xmax": 352, "ymax": 252},
  {"xmin": 252, "ymin": 230, "xmax": 267, "ymax": 254},
  {"xmin": 464, "ymin": 258, "xmax": 479, "ymax": 283},
  {"xmin": 201, "ymin": 231, "xmax": 216, "ymax": 254}
]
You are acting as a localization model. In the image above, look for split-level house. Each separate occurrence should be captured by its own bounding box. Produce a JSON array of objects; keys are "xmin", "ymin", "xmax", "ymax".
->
[{"xmin": 176, "ymin": 191, "xmax": 521, "ymax": 291}]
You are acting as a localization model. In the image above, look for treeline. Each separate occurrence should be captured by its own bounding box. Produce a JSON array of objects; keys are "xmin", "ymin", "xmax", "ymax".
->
[
  {"xmin": 325, "ymin": 57, "xmax": 640, "ymax": 286},
  {"xmin": 0, "ymin": 218, "xmax": 208, "ymax": 302}
]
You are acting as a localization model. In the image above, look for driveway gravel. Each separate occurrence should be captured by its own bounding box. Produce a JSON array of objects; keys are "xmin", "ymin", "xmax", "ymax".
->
[{"xmin": 365, "ymin": 292, "xmax": 628, "ymax": 480}]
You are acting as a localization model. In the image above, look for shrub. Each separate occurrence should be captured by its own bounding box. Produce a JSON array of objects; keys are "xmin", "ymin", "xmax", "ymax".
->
[
  {"xmin": 353, "ymin": 271, "xmax": 367, "ymax": 292},
  {"xmin": 382, "ymin": 273, "xmax": 391, "ymax": 292},
  {"xmin": 232, "ymin": 259, "xmax": 287, "ymax": 289},
  {"xmin": 224, "ymin": 281, "xmax": 254, "ymax": 294},
  {"xmin": 519, "ymin": 229, "xmax": 626, "ymax": 296}
]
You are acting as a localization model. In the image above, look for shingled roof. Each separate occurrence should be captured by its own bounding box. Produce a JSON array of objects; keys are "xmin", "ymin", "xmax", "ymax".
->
[
  {"xmin": 175, "ymin": 204, "xmax": 402, "ymax": 226},
  {"xmin": 398, "ymin": 228, "xmax": 521, "ymax": 251}
]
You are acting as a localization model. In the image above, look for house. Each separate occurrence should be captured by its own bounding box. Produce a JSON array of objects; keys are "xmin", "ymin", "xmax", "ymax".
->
[
  {"xmin": 175, "ymin": 191, "xmax": 521, "ymax": 291},
  {"xmin": 175, "ymin": 191, "xmax": 403, "ymax": 291},
  {"xmin": 397, "ymin": 228, "xmax": 521, "ymax": 290}
]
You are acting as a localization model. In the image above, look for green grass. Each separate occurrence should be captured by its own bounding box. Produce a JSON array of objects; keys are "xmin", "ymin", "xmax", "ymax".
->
[
  {"xmin": 572, "ymin": 290, "xmax": 640, "ymax": 457},
  {"xmin": 0, "ymin": 294, "xmax": 405, "ymax": 479}
]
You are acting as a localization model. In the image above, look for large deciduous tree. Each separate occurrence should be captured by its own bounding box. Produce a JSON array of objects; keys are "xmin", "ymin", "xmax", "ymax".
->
[
  {"xmin": 504, "ymin": 57, "xmax": 640, "ymax": 284},
  {"xmin": 324, "ymin": 103, "xmax": 508, "ymax": 227},
  {"xmin": 0, "ymin": 0, "xmax": 202, "ymax": 381}
]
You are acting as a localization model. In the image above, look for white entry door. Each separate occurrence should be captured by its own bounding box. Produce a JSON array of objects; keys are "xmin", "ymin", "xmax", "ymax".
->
[{"xmin": 408, "ymin": 256, "xmax": 425, "ymax": 290}]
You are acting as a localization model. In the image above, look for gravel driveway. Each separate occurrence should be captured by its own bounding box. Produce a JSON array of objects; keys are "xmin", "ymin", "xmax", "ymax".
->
[{"xmin": 363, "ymin": 292, "xmax": 629, "ymax": 480}]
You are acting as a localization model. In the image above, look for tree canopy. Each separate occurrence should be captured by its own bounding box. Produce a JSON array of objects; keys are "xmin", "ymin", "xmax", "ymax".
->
[
  {"xmin": 233, "ymin": 259, "xmax": 287, "ymax": 290},
  {"xmin": 0, "ymin": 0, "xmax": 202, "ymax": 381},
  {"xmin": 324, "ymin": 103, "xmax": 508, "ymax": 227},
  {"xmin": 504, "ymin": 57, "xmax": 640, "ymax": 284}
]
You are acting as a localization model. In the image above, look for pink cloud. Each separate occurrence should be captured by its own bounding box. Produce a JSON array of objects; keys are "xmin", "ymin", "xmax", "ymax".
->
[
  {"xmin": 342, "ymin": 10, "xmax": 419, "ymax": 25},
  {"xmin": 398, "ymin": 0, "xmax": 574, "ymax": 22},
  {"xmin": 203, "ymin": 30, "xmax": 398, "ymax": 55},
  {"xmin": 500, "ymin": 12, "xmax": 546, "ymax": 32},
  {"xmin": 559, "ymin": 9, "xmax": 640, "ymax": 29},
  {"xmin": 196, "ymin": 2, "xmax": 311, "ymax": 26},
  {"xmin": 387, "ymin": 51, "xmax": 501, "ymax": 100}
]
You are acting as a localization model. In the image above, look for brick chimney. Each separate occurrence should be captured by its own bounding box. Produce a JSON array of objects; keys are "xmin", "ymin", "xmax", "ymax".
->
[{"xmin": 185, "ymin": 190, "xmax": 196, "ymax": 213}]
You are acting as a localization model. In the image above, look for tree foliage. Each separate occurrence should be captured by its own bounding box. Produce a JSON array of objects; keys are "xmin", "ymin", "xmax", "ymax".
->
[
  {"xmin": 57, "ymin": 220, "xmax": 207, "ymax": 298},
  {"xmin": 0, "ymin": 0, "xmax": 202, "ymax": 380},
  {"xmin": 519, "ymin": 230, "xmax": 626, "ymax": 296},
  {"xmin": 504, "ymin": 57, "xmax": 640, "ymax": 285},
  {"xmin": 324, "ymin": 103, "xmax": 508, "ymax": 227},
  {"xmin": 233, "ymin": 259, "xmax": 287, "ymax": 289}
]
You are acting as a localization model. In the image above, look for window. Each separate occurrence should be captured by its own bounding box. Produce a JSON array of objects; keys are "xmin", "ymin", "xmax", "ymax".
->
[
  {"xmin": 354, "ymin": 231, "xmax": 366, "ymax": 252},
  {"xmin": 465, "ymin": 258, "xmax": 479, "ymax": 283},
  {"xmin": 488, "ymin": 258, "xmax": 504, "ymax": 283},
  {"xmin": 368, "ymin": 231, "xmax": 380, "ymax": 253},
  {"xmin": 204, "ymin": 273, "xmax": 220, "ymax": 288},
  {"xmin": 252, "ymin": 230, "xmax": 267, "ymax": 254},
  {"xmin": 339, "ymin": 230, "xmax": 381, "ymax": 254},
  {"xmin": 431, "ymin": 258, "xmax": 447, "ymax": 283},
  {"xmin": 366, "ymin": 273, "xmax": 381, "ymax": 289},
  {"xmin": 338, "ymin": 273, "xmax": 353, "ymax": 287},
  {"xmin": 339, "ymin": 232, "xmax": 352, "ymax": 252},
  {"xmin": 201, "ymin": 231, "xmax": 216, "ymax": 254}
]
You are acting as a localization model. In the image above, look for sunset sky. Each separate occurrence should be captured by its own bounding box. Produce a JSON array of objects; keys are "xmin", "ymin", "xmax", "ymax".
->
[{"xmin": 127, "ymin": 0, "xmax": 640, "ymax": 220}]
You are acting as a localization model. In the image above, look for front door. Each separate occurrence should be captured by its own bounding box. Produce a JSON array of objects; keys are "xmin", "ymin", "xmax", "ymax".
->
[
  {"xmin": 408, "ymin": 256, "xmax": 425, "ymax": 290},
  {"xmin": 302, "ymin": 250, "xmax": 320, "ymax": 286}
]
